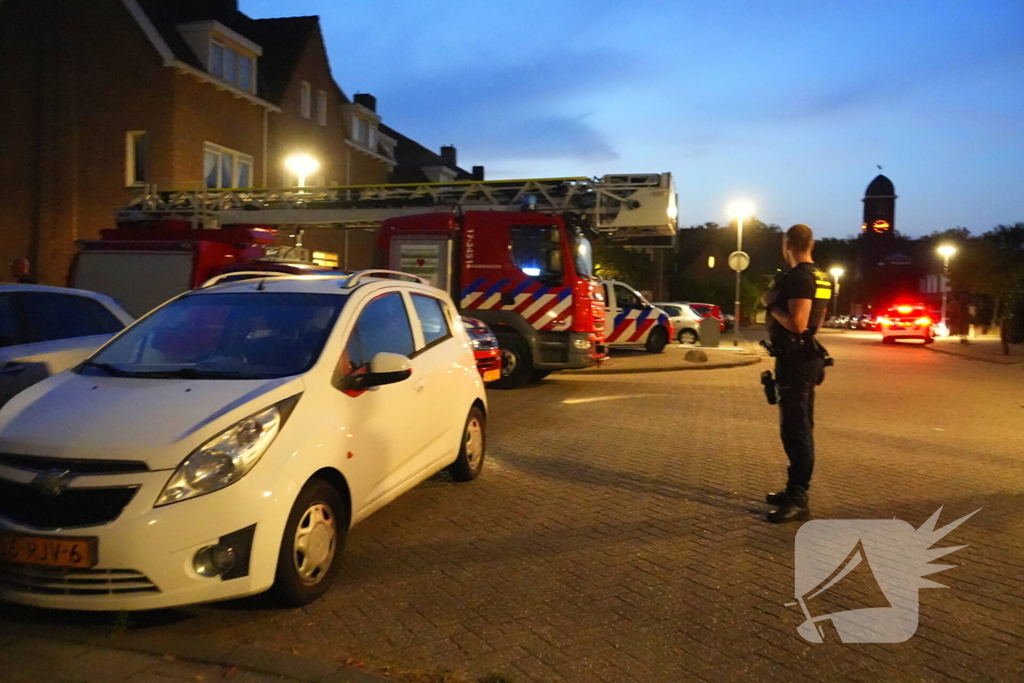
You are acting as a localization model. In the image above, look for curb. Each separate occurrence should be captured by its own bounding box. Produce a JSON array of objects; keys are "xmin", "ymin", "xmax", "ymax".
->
[
  {"xmin": 4, "ymin": 623, "xmax": 389, "ymax": 683},
  {"xmin": 923, "ymin": 344, "xmax": 1024, "ymax": 366},
  {"xmin": 568, "ymin": 353, "xmax": 762, "ymax": 375}
]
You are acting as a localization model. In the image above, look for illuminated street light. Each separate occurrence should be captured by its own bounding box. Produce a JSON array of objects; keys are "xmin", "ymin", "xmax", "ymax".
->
[
  {"xmin": 936, "ymin": 244, "xmax": 958, "ymax": 334},
  {"xmin": 728, "ymin": 200, "xmax": 755, "ymax": 346},
  {"xmin": 829, "ymin": 267, "xmax": 844, "ymax": 318},
  {"xmin": 285, "ymin": 154, "xmax": 320, "ymax": 188}
]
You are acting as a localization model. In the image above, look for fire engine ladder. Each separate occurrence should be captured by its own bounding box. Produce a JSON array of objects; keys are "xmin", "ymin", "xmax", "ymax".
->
[{"xmin": 118, "ymin": 174, "xmax": 677, "ymax": 238}]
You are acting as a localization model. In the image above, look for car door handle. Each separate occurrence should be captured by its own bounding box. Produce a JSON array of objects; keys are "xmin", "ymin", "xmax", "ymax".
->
[{"xmin": 414, "ymin": 379, "xmax": 426, "ymax": 394}]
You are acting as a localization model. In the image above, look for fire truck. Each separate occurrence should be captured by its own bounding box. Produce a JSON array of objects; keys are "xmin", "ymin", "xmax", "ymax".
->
[{"xmin": 74, "ymin": 174, "xmax": 677, "ymax": 388}]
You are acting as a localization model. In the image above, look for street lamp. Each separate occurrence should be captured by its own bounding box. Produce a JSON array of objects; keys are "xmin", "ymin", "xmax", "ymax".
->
[
  {"xmin": 937, "ymin": 244, "xmax": 957, "ymax": 334},
  {"xmin": 285, "ymin": 154, "xmax": 320, "ymax": 188},
  {"xmin": 829, "ymin": 267, "xmax": 844, "ymax": 319},
  {"xmin": 728, "ymin": 200, "xmax": 755, "ymax": 346}
]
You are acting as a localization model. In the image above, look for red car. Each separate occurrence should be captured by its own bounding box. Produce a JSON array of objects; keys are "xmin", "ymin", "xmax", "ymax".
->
[
  {"xmin": 462, "ymin": 317, "xmax": 502, "ymax": 383},
  {"xmin": 678, "ymin": 302, "xmax": 726, "ymax": 332}
]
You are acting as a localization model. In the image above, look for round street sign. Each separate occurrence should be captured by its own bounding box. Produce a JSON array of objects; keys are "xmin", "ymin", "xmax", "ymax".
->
[{"xmin": 728, "ymin": 250, "xmax": 750, "ymax": 272}]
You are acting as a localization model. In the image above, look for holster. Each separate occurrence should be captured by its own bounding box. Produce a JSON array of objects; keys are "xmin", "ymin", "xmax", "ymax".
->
[{"xmin": 761, "ymin": 371, "xmax": 778, "ymax": 405}]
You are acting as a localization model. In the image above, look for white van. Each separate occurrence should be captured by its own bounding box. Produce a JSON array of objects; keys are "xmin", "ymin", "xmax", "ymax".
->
[{"xmin": 601, "ymin": 280, "xmax": 673, "ymax": 353}]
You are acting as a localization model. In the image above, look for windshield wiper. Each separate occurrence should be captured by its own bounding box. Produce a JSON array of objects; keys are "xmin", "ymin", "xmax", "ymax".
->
[
  {"xmin": 80, "ymin": 360, "xmax": 140, "ymax": 377},
  {"xmin": 124, "ymin": 368, "xmax": 263, "ymax": 380}
]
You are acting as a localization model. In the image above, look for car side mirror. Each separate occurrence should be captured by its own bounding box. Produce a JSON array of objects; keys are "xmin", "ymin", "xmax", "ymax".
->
[{"xmin": 336, "ymin": 352, "xmax": 412, "ymax": 392}]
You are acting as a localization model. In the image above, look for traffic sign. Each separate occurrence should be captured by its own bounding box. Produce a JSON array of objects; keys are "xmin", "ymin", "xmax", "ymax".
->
[{"xmin": 728, "ymin": 251, "xmax": 750, "ymax": 272}]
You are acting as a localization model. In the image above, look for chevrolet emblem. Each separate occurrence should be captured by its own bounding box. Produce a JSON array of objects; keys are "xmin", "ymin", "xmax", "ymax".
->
[{"xmin": 31, "ymin": 469, "xmax": 75, "ymax": 496}]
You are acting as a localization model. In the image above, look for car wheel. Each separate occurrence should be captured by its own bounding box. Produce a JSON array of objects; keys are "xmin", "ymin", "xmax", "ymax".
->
[
  {"xmin": 492, "ymin": 332, "xmax": 532, "ymax": 389},
  {"xmin": 678, "ymin": 328, "xmax": 699, "ymax": 345},
  {"xmin": 645, "ymin": 326, "xmax": 669, "ymax": 353},
  {"xmin": 448, "ymin": 406, "xmax": 486, "ymax": 482},
  {"xmin": 272, "ymin": 478, "xmax": 346, "ymax": 607}
]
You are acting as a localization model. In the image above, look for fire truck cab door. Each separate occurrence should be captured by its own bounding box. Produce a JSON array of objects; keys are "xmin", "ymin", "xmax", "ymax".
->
[{"xmin": 390, "ymin": 238, "xmax": 453, "ymax": 293}]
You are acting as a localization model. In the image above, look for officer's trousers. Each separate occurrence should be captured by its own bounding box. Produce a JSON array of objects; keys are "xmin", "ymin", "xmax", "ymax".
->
[{"xmin": 775, "ymin": 355, "xmax": 825, "ymax": 492}]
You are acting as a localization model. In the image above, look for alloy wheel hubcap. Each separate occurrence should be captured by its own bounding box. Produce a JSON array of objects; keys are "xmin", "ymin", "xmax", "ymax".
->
[
  {"xmin": 465, "ymin": 417, "xmax": 483, "ymax": 469},
  {"xmin": 500, "ymin": 348, "xmax": 517, "ymax": 376},
  {"xmin": 293, "ymin": 503, "xmax": 337, "ymax": 585}
]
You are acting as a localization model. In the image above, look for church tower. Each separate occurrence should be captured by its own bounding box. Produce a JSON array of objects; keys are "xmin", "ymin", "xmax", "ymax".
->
[{"xmin": 860, "ymin": 175, "xmax": 897, "ymax": 278}]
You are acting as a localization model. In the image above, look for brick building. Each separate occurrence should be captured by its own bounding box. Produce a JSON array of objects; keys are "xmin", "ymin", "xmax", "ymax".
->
[{"xmin": 0, "ymin": 0, "xmax": 405, "ymax": 284}]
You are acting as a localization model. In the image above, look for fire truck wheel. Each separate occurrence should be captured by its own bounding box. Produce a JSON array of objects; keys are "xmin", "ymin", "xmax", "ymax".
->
[
  {"xmin": 448, "ymin": 406, "xmax": 486, "ymax": 482},
  {"xmin": 645, "ymin": 326, "xmax": 669, "ymax": 354},
  {"xmin": 492, "ymin": 332, "xmax": 532, "ymax": 389}
]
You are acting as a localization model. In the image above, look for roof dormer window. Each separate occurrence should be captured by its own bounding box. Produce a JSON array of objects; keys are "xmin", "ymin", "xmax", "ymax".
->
[{"xmin": 178, "ymin": 21, "xmax": 261, "ymax": 95}]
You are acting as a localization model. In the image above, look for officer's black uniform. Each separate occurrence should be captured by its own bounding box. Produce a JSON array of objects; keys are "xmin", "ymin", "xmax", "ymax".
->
[{"xmin": 765, "ymin": 262, "xmax": 832, "ymax": 523}]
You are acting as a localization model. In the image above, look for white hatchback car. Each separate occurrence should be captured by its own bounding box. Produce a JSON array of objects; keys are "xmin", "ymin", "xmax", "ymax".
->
[
  {"xmin": 0, "ymin": 271, "xmax": 487, "ymax": 610},
  {"xmin": 652, "ymin": 303, "xmax": 704, "ymax": 344}
]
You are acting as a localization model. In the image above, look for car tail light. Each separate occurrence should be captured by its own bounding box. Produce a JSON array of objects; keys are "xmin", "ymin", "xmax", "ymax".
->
[
  {"xmin": 915, "ymin": 317, "xmax": 931, "ymax": 326},
  {"xmin": 878, "ymin": 317, "xmax": 892, "ymax": 325}
]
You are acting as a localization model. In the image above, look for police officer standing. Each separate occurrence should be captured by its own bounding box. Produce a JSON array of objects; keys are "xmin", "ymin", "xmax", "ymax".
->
[{"xmin": 761, "ymin": 224, "xmax": 832, "ymax": 524}]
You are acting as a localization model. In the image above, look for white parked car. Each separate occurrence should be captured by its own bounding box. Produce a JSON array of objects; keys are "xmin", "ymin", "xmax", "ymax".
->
[
  {"xmin": 653, "ymin": 303, "xmax": 704, "ymax": 344},
  {"xmin": 0, "ymin": 285, "xmax": 133, "ymax": 408},
  {"xmin": 0, "ymin": 271, "xmax": 487, "ymax": 610},
  {"xmin": 601, "ymin": 280, "xmax": 673, "ymax": 353}
]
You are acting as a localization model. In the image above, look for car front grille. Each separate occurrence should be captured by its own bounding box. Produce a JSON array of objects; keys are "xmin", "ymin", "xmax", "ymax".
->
[
  {"xmin": 0, "ymin": 453, "xmax": 148, "ymax": 475},
  {"xmin": 0, "ymin": 565, "xmax": 159, "ymax": 596},
  {"xmin": 0, "ymin": 478, "xmax": 139, "ymax": 529}
]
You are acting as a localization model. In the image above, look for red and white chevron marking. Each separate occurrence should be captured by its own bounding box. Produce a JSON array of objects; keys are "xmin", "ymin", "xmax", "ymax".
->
[{"xmin": 461, "ymin": 284, "xmax": 574, "ymax": 331}]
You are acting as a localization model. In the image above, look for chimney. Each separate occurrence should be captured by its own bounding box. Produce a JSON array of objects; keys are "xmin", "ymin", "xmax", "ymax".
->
[
  {"xmin": 472, "ymin": 165, "xmax": 485, "ymax": 181},
  {"xmin": 440, "ymin": 145, "xmax": 457, "ymax": 168},
  {"xmin": 353, "ymin": 93, "xmax": 377, "ymax": 112}
]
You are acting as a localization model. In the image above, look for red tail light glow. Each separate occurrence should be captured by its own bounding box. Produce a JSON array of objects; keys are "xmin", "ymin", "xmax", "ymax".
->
[{"xmin": 915, "ymin": 317, "xmax": 931, "ymax": 326}]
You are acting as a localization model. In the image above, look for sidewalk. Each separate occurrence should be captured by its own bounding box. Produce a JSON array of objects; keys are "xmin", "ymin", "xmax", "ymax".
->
[
  {"xmin": 0, "ymin": 625, "xmax": 388, "ymax": 683},
  {"xmin": 925, "ymin": 334, "xmax": 1024, "ymax": 365}
]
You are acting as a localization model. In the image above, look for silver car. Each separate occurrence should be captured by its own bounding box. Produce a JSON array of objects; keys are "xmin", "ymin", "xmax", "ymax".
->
[
  {"xmin": 653, "ymin": 302, "xmax": 704, "ymax": 344},
  {"xmin": 0, "ymin": 285, "xmax": 133, "ymax": 407}
]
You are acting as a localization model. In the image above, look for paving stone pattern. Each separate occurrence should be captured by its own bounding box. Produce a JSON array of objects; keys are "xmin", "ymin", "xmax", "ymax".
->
[{"xmin": 2, "ymin": 333, "xmax": 1022, "ymax": 682}]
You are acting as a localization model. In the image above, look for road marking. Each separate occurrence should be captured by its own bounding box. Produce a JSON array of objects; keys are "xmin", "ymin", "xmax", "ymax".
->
[{"xmin": 562, "ymin": 394, "xmax": 656, "ymax": 404}]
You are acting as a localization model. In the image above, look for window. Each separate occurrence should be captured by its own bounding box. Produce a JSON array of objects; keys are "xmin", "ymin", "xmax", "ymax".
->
[
  {"xmin": 368, "ymin": 126, "xmax": 377, "ymax": 150},
  {"xmin": 0, "ymin": 294, "xmax": 19, "ymax": 348},
  {"xmin": 317, "ymin": 90, "xmax": 327, "ymax": 126},
  {"xmin": 661, "ymin": 305, "xmax": 682, "ymax": 317},
  {"xmin": 351, "ymin": 115, "xmax": 366, "ymax": 144},
  {"xmin": 223, "ymin": 47, "xmax": 236, "ymax": 83},
  {"xmin": 238, "ymin": 56, "xmax": 252, "ymax": 91},
  {"xmin": 613, "ymin": 284, "xmax": 641, "ymax": 309},
  {"xmin": 411, "ymin": 295, "xmax": 452, "ymax": 349},
  {"xmin": 300, "ymin": 81, "xmax": 311, "ymax": 119},
  {"xmin": 210, "ymin": 40, "xmax": 225, "ymax": 78},
  {"xmin": 510, "ymin": 225, "xmax": 563, "ymax": 284},
  {"xmin": 312, "ymin": 251, "xmax": 338, "ymax": 268},
  {"xmin": 340, "ymin": 294, "xmax": 415, "ymax": 379},
  {"xmin": 19, "ymin": 292, "xmax": 124, "ymax": 345},
  {"xmin": 204, "ymin": 143, "xmax": 253, "ymax": 189},
  {"xmin": 84, "ymin": 293, "xmax": 344, "ymax": 380},
  {"xmin": 125, "ymin": 131, "xmax": 148, "ymax": 187}
]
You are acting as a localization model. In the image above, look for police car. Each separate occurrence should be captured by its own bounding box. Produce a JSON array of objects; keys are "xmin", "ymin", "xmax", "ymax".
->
[
  {"xmin": 601, "ymin": 280, "xmax": 673, "ymax": 353},
  {"xmin": 879, "ymin": 303, "xmax": 936, "ymax": 344}
]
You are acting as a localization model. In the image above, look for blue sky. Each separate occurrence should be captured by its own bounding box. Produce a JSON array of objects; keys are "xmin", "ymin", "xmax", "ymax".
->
[{"xmin": 243, "ymin": 1, "xmax": 1024, "ymax": 238}]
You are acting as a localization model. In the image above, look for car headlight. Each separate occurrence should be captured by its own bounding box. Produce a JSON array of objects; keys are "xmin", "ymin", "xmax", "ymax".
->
[
  {"xmin": 471, "ymin": 337, "xmax": 485, "ymax": 349},
  {"xmin": 155, "ymin": 395, "xmax": 300, "ymax": 507}
]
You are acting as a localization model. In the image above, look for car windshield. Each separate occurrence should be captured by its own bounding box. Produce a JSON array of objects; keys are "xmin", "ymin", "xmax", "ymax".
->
[
  {"xmin": 572, "ymin": 231, "xmax": 595, "ymax": 279},
  {"xmin": 80, "ymin": 292, "xmax": 346, "ymax": 380}
]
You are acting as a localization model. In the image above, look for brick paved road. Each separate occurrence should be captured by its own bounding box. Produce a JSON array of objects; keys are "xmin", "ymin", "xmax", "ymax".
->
[{"xmin": 3, "ymin": 331, "xmax": 1022, "ymax": 682}]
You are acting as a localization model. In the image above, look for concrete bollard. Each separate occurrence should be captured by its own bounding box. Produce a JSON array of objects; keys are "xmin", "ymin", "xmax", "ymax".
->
[{"xmin": 685, "ymin": 349, "xmax": 708, "ymax": 363}]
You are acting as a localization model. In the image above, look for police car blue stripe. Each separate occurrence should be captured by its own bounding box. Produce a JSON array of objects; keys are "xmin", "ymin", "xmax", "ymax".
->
[{"xmin": 635, "ymin": 306, "xmax": 652, "ymax": 327}]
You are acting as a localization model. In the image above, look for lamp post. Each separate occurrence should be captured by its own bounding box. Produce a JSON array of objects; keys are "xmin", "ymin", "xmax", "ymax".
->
[
  {"xmin": 728, "ymin": 200, "xmax": 755, "ymax": 346},
  {"xmin": 285, "ymin": 154, "xmax": 320, "ymax": 189},
  {"xmin": 829, "ymin": 267, "xmax": 844, "ymax": 318},
  {"xmin": 936, "ymin": 244, "xmax": 957, "ymax": 334}
]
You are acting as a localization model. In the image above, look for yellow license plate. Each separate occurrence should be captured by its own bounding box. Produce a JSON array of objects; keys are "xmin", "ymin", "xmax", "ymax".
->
[
  {"xmin": 483, "ymin": 369, "xmax": 501, "ymax": 382},
  {"xmin": 0, "ymin": 534, "xmax": 97, "ymax": 569}
]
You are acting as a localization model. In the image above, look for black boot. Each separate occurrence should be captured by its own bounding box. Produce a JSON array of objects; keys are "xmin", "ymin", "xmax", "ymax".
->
[
  {"xmin": 767, "ymin": 485, "xmax": 809, "ymax": 524},
  {"xmin": 765, "ymin": 489, "xmax": 789, "ymax": 506}
]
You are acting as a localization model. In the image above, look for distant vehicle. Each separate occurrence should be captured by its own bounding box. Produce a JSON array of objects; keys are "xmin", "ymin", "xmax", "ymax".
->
[
  {"xmin": 857, "ymin": 314, "xmax": 880, "ymax": 331},
  {"xmin": 462, "ymin": 317, "xmax": 502, "ymax": 383},
  {"xmin": 653, "ymin": 303, "xmax": 704, "ymax": 344},
  {"xmin": 675, "ymin": 302, "xmax": 725, "ymax": 332},
  {"xmin": 0, "ymin": 271, "xmax": 487, "ymax": 611},
  {"xmin": 0, "ymin": 285, "xmax": 133, "ymax": 408},
  {"xmin": 601, "ymin": 280, "xmax": 673, "ymax": 353},
  {"xmin": 879, "ymin": 303, "xmax": 935, "ymax": 344},
  {"xmin": 721, "ymin": 313, "xmax": 736, "ymax": 331}
]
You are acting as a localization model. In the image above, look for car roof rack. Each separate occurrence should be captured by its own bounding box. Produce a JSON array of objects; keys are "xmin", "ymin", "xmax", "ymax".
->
[
  {"xmin": 341, "ymin": 270, "xmax": 430, "ymax": 289},
  {"xmin": 200, "ymin": 271, "xmax": 294, "ymax": 288}
]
